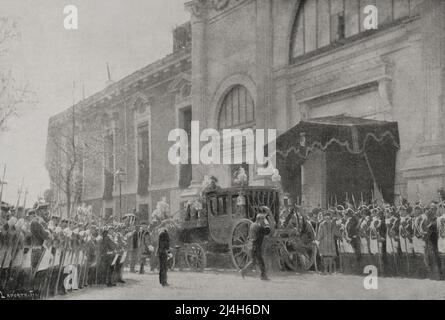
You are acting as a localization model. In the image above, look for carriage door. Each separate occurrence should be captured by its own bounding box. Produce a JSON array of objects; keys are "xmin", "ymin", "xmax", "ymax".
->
[{"xmin": 207, "ymin": 194, "xmax": 233, "ymax": 245}]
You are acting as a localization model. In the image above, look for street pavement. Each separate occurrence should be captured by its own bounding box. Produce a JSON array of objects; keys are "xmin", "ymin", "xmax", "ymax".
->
[{"xmin": 54, "ymin": 269, "xmax": 445, "ymax": 300}]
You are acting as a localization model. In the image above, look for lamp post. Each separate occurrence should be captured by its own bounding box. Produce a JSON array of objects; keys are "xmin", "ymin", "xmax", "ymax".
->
[{"xmin": 115, "ymin": 168, "xmax": 126, "ymax": 220}]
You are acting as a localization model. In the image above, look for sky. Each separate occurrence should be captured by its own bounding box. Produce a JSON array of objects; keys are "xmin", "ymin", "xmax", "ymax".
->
[{"xmin": 0, "ymin": 0, "xmax": 189, "ymax": 205}]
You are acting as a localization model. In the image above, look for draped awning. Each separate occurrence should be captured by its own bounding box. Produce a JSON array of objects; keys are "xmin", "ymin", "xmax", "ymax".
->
[{"xmin": 275, "ymin": 115, "xmax": 400, "ymax": 160}]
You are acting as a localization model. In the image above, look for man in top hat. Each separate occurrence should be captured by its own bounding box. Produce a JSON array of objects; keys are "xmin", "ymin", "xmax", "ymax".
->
[
  {"xmin": 100, "ymin": 228, "xmax": 117, "ymax": 287},
  {"xmin": 240, "ymin": 207, "xmax": 272, "ymax": 280},
  {"xmin": 157, "ymin": 227, "xmax": 170, "ymax": 287}
]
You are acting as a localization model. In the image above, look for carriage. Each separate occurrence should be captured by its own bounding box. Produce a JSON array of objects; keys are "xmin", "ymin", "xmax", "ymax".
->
[{"xmin": 146, "ymin": 186, "xmax": 317, "ymax": 272}]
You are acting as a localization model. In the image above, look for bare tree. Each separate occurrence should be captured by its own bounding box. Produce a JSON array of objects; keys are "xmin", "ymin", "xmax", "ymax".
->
[
  {"xmin": 46, "ymin": 110, "xmax": 128, "ymax": 217},
  {"xmin": 0, "ymin": 17, "xmax": 34, "ymax": 131}
]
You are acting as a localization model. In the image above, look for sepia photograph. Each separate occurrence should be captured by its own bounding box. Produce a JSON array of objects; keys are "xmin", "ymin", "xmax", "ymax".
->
[{"xmin": 0, "ymin": 0, "xmax": 444, "ymax": 306}]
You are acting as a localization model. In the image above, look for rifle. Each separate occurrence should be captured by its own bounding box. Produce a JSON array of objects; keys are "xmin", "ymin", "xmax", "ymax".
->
[
  {"xmin": 403, "ymin": 235, "xmax": 410, "ymax": 276},
  {"xmin": 54, "ymin": 239, "xmax": 68, "ymax": 296},
  {"xmin": 38, "ymin": 240, "xmax": 55, "ymax": 299},
  {"xmin": 3, "ymin": 230, "xmax": 21, "ymax": 289},
  {"xmin": 45, "ymin": 241, "xmax": 59, "ymax": 298},
  {"xmin": 388, "ymin": 234, "xmax": 399, "ymax": 276}
]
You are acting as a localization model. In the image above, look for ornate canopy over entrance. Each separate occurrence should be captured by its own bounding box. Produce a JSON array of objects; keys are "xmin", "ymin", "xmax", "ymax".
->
[
  {"xmin": 275, "ymin": 115, "xmax": 400, "ymax": 205},
  {"xmin": 276, "ymin": 115, "xmax": 399, "ymax": 158}
]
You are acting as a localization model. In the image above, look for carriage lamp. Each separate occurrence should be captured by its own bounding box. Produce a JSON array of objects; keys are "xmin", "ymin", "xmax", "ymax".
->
[{"xmin": 237, "ymin": 193, "xmax": 246, "ymax": 206}]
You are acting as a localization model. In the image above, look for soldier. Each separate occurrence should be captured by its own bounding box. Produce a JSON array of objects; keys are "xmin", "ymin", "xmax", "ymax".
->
[
  {"xmin": 158, "ymin": 228, "xmax": 170, "ymax": 286},
  {"xmin": 345, "ymin": 208, "xmax": 361, "ymax": 274},
  {"xmin": 315, "ymin": 210, "xmax": 339, "ymax": 274},
  {"xmin": 29, "ymin": 209, "xmax": 50, "ymax": 291},
  {"xmin": 114, "ymin": 227, "xmax": 127, "ymax": 284},
  {"xmin": 358, "ymin": 207, "xmax": 372, "ymax": 266},
  {"xmin": 437, "ymin": 201, "xmax": 445, "ymax": 277},
  {"xmin": 424, "ymin": 204, "xmax": 443, "ymax": 280},
  {"xmin": 240, "ymin": 207, "xmax": 272, "ymax": 281},
  {"xmin": 369, "ymin": 208, "xmax": 384, "ymax": 272},
  {"xmin": 412, "ymin": 203, "xmax": 428, "ymax": 278},
  {"xmin": 9, "ymin": 218, "xmax": 26, "ymax": 290},
  {"xmin": 386, "ymin": 207, "xmax": 401, "ymax": 276},
  {"xmin": 138, "ymin": 223, "xmax": 150, "ymax": 274},
  {"xmin": 1, "ymin": 217, "xmax": 18, "ymax": 289},
  {"xmin": 399, "ymin": 205, "xmax": 414, "ymax": 276},
  {"xmin": 333, "ymin": 206, "xmax": 344, "ymax": 271}
]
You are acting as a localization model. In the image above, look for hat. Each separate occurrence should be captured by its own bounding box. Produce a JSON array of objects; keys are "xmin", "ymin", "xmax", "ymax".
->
[
  {"xmin": 26, "ymin": 210, "xmax": 36, "ymax": 216},
  {"xmin": 336, "ymin": 205, "xmax": 345, "ymax": 212},
  {"xmin": 323, "ymin": 210, "xmax": 333, "ymax": 217},
  {"xmin": 7, "ymin": 217, "xmax": 18, "ymax": 227},
  {"xmin": 414, "ymin": 203, "xmax": 423, "ymax": 210}
]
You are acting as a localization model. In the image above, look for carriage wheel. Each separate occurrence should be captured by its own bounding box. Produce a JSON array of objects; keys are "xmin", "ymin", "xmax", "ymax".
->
[
  {"xmin": 185, "ymin": 243, "xmax": 206, "ymax": 272},
  {"xmin": 278, "ymin": 240, "xmax": 316, "ymax": 272},
  {"xmin": 229, "ymin": 219, "xmax": 253, "ymax": 270}
]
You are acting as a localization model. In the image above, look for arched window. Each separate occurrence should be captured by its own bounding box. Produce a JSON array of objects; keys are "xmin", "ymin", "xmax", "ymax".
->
[
  {"xmin": 290, "ymin": 0, "xmax": 417, "ymax": 62},
  {"xmin": 218, "ymin": 85, "xmax": 255, "ymax": 130}
]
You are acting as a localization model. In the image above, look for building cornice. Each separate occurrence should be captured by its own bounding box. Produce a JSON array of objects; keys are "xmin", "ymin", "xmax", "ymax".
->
[{"xmin": 49, "ymin": 47, "xmax": 192, "ymax": 125}]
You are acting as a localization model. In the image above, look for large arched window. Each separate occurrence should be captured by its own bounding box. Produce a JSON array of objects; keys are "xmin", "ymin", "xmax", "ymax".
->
[
  {"xmin": 218, "ymin": 85, "xmax": 255, "ymax": 130},
  {"xmin": 218, "ymin": 85, "xmax": 255, "ymax": 186},
  {"xmin": 290, "ymin": 0, "xmax": 419, "ymax": 62}
]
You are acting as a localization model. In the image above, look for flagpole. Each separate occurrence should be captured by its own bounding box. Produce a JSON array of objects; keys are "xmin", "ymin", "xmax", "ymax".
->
[
  {"xmin": 0, "ymin": 164, "xmax": 7, "ymax": 204},
  {"xmin": 15, "ymin": 178, "xmax": 24, "ymax": 209},
  {"xmin": 22, "ymin": 188, "xmax": 28, "ymax": 209}
]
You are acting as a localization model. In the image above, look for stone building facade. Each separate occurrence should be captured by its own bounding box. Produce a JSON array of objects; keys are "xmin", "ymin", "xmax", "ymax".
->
[
  {"xmin": 46, "ymin": 0, "xmax": 445, "ymax": 219},
  {"xmin": 46, "ymin": 23, "xmax": 193, "ymax": 220},
  {"xmin": 185, "ymin": 0, "xmax": 445, "ymax": 206}
]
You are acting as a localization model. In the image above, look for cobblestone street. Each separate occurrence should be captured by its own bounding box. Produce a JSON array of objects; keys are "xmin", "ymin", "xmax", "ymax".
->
[{"xmin": 54, "ymin": 270, "xmax": 445, "ymax": 300}]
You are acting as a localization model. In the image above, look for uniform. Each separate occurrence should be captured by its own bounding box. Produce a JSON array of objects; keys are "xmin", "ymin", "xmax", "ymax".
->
[
  {"xmin": 241, "ymin": 217, "xmax": 271, "ymax": 280},
  {"xmin": 385, "ymin": 215, "xmax": 401, "ymax": 276},
  {"xmin": 345, "ymin": 213, "xmax": 361, "ymax": 274},
  {"xmin": 359, "ymin": 215, "xmax": 372, "ymax": 267},
  {"xmin": 424, "ymin": 214, "xmax": 443, "ymax": 280},
  {"xmin": 438, "ymin": 213, "xmax": 445, "ymax": 277},
  {"xmin": 158, "ymin": 229, "xmax": 170, "ymax": 286},
  {"xmin": 100, "ymin": 231, "xmax": 117, "ymax": 286},
  {"xmin": 412, "ymin": 213, "xmax": 428, "ymax": 278},
  {"xmin": 399, "ymin": 215, "xmax": 414, "ymax": 276}
]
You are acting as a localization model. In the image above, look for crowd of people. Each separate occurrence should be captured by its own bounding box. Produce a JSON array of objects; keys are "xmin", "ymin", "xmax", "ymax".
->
[
  {"xmin": 2, "ymin": 182, "xmax": 445, "ymax": 299},
  {"xmin": 279, "ymin": 194, "xmax": 445, "ymax": 280},
  {"xmin": 0, "ymin": 200, "xmax": 142, "ymax": 299}
]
